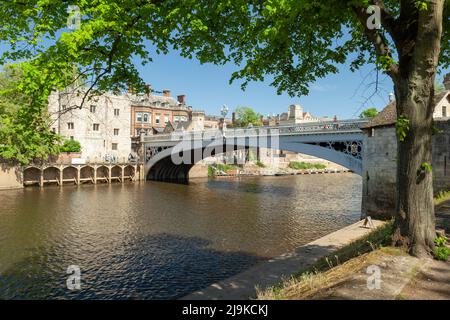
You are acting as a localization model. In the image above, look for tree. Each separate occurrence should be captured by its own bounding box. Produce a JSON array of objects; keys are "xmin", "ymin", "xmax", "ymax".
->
[
  {"xmin": 1, "ymin": 0, "xmax": 449, "ymax": 256},
  {"xmin": 0, "ymin": 64, "xmax": 60, "ymax": 164},
  {"xmin": 359, "ymin": 108, "xmax": 379, "ymax": 119},
  {"xmin": 60, "ymin": 139, "xmax": 81, "ymax": 153},
  {"xmin": 234, "ymin": 107, "xmax": 263, "ymax": 127}
]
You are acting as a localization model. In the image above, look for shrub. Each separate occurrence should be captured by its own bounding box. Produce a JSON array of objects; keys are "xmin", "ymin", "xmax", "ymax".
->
[
  {"xmin": 288, "ymin": 161, "xmax": 326, "ymax": 170},
  {"xmin": 60, "ymin": 139, "xmax": 81, "ymax": 153},
  {"xmin": 434, "ymin": 236, "xmax": 450, "ymax": 261},
  {"xmin": 434, "ymin": 236, "xmax": 448, "ymax": 247},
  {"xmin": 256, "ymin": 160, "xmax": 265, "ymax": 168},
  {"xmin": 434, "ymin": 246, "xmax": 450, "ymax": 261}
]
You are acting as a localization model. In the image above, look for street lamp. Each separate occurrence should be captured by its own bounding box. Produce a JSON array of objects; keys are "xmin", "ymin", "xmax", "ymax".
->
[{"xmin": 220, "ymin": 104, "xmax": 229, "ymax": 130}]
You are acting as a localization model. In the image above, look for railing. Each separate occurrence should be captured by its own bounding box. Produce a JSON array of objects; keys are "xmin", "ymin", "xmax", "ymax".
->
[{"xmin": 142, "ymin": 119, "xmax": 370, "ymax": 143}]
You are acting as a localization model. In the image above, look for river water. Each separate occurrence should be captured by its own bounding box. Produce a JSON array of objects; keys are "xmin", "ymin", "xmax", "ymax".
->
[{"xmin": 0, "ymin": 174, "xmax": 361, "ymax": 299}]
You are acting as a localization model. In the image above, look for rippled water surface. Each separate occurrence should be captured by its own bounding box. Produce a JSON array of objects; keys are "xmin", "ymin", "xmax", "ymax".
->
[{"xmin": 0, "ymin": 174, "xmax": 361, "ymax": 299}]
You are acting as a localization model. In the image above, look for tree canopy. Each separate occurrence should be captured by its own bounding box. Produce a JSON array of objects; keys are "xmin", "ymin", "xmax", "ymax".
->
[
  {"xmin": 0, "ymin": 0, "xmax": 449, "ymax": 254},
  {"xmin": 1, "ymin": 1, "xmax": 448, "ymax": 101},
  {"xmin": 359, "ymin": 107, "xmax": 379, "ymax": 118},
  {"xmin": 234, "ymin": 107, "xmax": 263, "ymax": 127}
]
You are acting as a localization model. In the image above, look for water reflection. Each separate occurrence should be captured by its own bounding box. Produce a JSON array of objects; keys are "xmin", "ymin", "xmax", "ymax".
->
[{"xmin": 0, "ymin": 174, "xmax": 361, "ymax": 299}]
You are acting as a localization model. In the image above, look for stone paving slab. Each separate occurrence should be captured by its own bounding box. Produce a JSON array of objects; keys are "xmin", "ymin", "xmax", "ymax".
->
[{"xmin": 181, "ymin": 219, "xmax": 386, "ymax": 300}]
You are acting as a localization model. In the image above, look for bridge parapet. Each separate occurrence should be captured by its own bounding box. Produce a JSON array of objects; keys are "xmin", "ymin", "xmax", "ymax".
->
[{"xmin": 142, "ymin": 119, "xmax": 369, "ymax": 144}]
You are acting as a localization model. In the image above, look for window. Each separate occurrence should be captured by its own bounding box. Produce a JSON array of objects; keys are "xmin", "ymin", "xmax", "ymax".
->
[
  {"xmin": 443, "ymin": 106, "xmax": 447, "ymax": 118},
  {"xmin": 114, "ymin": 108, "xmax": 120, "ymax": 116},
  {"xmin": 90, "ymin": 105, "xmax": 96, "ymax": 113},
  {"xmin": 112, "ymin": 143, "xmax": 118, "ymax": 151},
  {"xmin": 67, "ymin": 122, "xmax": 74, "ymax": 130},
  {"xmin": 114, "ymin": 128, "xmax": 119, "ymax": 136},
  {"xmin": 93, "ymin": 123, "xmax": 100, "ymax": 131},
  {"xmin": 136, "ymin": 112, "xmax": 142, "ymax": 122},
  {"xmin": 155, "ymin": 115, "xmax": 160, "ymax": 124},
  {"xmin": 164, "ymin": 115, "xmax": 169, "ymax": 124},
  {"xmin": 143, "ymin": 113, "xmax": 150, "ymax": 123},
  {"xmin": 51, "ymin": 128, "xmax": 56, "ymax": 133},
  {"xmin": 136, "ymin": 128, "xmax": 142, "ymax": 136}
]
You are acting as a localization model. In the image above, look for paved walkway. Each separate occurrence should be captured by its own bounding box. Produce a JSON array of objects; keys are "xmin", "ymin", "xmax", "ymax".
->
[{"xmin": 182, "ymin": 219, "xmax": 386, "ymax": 300}]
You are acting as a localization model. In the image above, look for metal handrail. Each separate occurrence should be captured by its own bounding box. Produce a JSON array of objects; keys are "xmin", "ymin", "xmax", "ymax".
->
[{"xmin": 142, "ymin": 119, "xmax": 369, "ymax": 143}]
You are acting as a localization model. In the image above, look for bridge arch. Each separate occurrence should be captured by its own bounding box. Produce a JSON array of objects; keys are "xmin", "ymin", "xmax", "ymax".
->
[{"xmin": 145, "ymin": 138, "xmax": 363, "ymax": 183}]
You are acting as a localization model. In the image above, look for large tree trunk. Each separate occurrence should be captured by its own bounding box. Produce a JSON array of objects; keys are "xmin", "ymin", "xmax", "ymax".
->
[
  {"xmin": 391, "ymin": 0, "xmax": 444, "ymax": 257},
  {"xmin": 392, "ymin": 77, "xmax": 436, "ymax": 257}
]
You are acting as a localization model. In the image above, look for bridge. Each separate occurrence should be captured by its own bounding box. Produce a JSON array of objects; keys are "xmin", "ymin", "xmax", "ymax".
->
[{"xmin": 142, "ymin": 119, "xmax": 369, "ymax": 183}]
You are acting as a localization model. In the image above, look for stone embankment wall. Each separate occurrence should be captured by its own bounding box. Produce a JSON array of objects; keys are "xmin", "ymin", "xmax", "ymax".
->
[
  {"xmin": 362, "ymin": 119, "xmax": 450, "ymax": 219},
  {"xmin": 0, "ymin": 163, "xmax": 23, "ymax": 190}
]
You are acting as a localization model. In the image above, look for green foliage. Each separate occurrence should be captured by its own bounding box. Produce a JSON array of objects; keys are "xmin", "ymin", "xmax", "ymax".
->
[
  {"xmin": 434, "ymin": 236, "xmax": 448, "ymax": 247},
  {"xmin": 414, "ymin": 1, "xmax": 428, "ymax": 11},
  {"xmin": 289, "ymin": 161, "xmax": 326, "ymax": 170},
  {"xmin": 256, "ymin": 160, "xmax": 266, "ymax": 168},
  {"xmin": 215, "ymin": 163, "xmax": 238, "ymax": 172},
  {"xmin": 234, "ymin": 107, "xmax": 262, "ymax": 127},
  {"xmin": 432, "ymin": 126, "xmax": 444, "ymax": 135},
  {"xmin": 359, "ymin": 108, "xmax": 378, "ymax": 119},
  {"xmin": 434, "ymin": 246, "xmax": 450, "ymax": 261},
  {"xmin": 0, "ymin": 63, "xmax": 61, "ymax": 165},
  {"xmin": 395, "ymin": 116, "xmax": 410, "ymax": 142},
  {"xmin": 420, "ymin": 162, "xmax": 433, "ymax": 173},
  {"xmin": 60, "ymin": 139, "xmax": 81, "ymax": 153},
  {"xmin": 208, "ymin": 165, "xmax": 214, "ymax": 177},
  {"xmin": 433, "ymin": 236, "xmax": 450, "ymax": 261}
]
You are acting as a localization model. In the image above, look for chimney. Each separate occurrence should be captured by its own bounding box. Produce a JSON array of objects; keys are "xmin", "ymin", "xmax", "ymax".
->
[
  {"xmin": 177, "ymin": 94, "xmax": 186, "ymax": 104},
  {"xmin": 163, "ymin": 89, "xmax": 171, "ymax": 97},
  {"xmin": 232, "ymin": 112, "xmax": 236, "ymax": 127},
  {"xmin": 444, "ymin": 73, "xmax": 450, "ymax": 90}
]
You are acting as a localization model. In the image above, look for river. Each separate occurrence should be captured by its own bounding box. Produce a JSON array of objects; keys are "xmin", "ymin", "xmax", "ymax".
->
[{"xmin": 0, "ymin": 174, "xmax": 361, "ymax": 299}]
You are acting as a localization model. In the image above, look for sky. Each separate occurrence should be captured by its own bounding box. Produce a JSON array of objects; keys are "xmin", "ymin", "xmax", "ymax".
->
[{"xmin": 133, "ymin": 49, "xmax": 396, "ymax": 119}]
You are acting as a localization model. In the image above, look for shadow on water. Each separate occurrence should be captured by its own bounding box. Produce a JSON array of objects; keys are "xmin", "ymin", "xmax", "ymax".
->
[
  {"xmin": 204, "ymin": 177, "xmax": 297, "ymax": 197},
  {"xmin": 0, "ymin": 233, "xmax": 264, "ymax": 300}
]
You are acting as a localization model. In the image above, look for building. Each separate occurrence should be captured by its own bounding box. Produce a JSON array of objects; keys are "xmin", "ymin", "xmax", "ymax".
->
[
  {"xmin": 362, "ymin": 82, "xmax": 450, "ymax": 218},
  {"xmin": 48, "ymin": 86, "xmax": 209, "ymax": 162},
  {"xmin": 48, "ymin": 90, "xmax": 133, "ymax": 162},
  {"xmin": 266, "ymin": 104, "xmax": 332, "ymax": 126},
  {"xmin": 130, "ymin": 89, "xmax": 191, "ymax": 137}
]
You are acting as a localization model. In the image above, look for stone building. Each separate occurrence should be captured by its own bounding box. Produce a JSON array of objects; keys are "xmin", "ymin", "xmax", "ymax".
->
[
  {"xmin": 48, "ymin": 87, "xmax": 204, "ymax": 162},
  {"xmin": 362, "ymin": 88, "xmax": 450, "ymax": 219},
  {"xmin": 267, "ymin": 104, "xmax": 332, "ymax": 126},
  {"xmin": 48, "ymin": 90, "xmax": 133, "ymax": 162}
]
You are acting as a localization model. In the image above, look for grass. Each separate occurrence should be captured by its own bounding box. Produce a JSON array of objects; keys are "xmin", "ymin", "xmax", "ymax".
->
[
  {"xmin": 256, "ymin": 221, "xmax": 396, "ymax": 300},
  {"xmin": 208, "ymin": 163, "xmax": 239, "ymax": 176},
  {"xmin": 434, "ymin": 190, "xmax": 450, "ymax": 206},
  {"xmin": 288, "ymin": 161, "xmax": 327, "ymax": 170},
  {"xmin": 255, "ymin": 160, "xmax": 266, "ymax": 168}
]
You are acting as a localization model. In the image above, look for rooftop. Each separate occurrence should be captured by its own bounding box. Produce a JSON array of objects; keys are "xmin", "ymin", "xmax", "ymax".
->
[{"xmin": 364, "ymin": 90, "xmax": 450, "ymax": 129}]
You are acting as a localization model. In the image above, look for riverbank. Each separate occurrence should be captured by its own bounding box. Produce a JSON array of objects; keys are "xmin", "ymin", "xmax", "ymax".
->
[
  {"xmin": 257, "ymin": 200, "xmax": 450, "ymax": 300},
  {"xmin": 182, "ymin": 219, "xmax": 387, "ymax": 300},
  {"xmin": 209, "ymin": 162, "xmax": 351, "ymax": 178}
]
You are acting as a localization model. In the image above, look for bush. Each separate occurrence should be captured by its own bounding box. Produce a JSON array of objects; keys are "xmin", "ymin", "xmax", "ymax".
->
[
  {"xmin": 256, "ymin": 160, "xmax": 265, "ymax": 168},
  {"xmin": 434, "ymin": 236, "xmax": 450, "ymax": 261},
  {"xmin": 288, "ymin": 161, "xmax": 326, "ymax": 170},
  {"xmin": 60, "ymin": 139, "xmax": 81, "ymax": 153},
  {"xmin": 434, "ymin": 246, "xmax": 450, "ymax": 261}
]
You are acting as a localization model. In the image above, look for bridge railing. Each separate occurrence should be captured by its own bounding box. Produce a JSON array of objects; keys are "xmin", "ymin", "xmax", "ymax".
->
[{"xmin": 142, "ymin": 119, "xmax": 370, "ymax": 143}]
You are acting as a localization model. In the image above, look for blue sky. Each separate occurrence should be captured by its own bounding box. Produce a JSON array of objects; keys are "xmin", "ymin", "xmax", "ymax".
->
[{"xmin": 134, "ymin": 50, "xmax": 396, "ymax": 119}]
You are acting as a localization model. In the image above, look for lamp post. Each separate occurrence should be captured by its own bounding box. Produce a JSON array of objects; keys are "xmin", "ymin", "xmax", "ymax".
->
[{"xmin": 220, "ymin": 104, "xmax": 229, "ymax": 131}]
